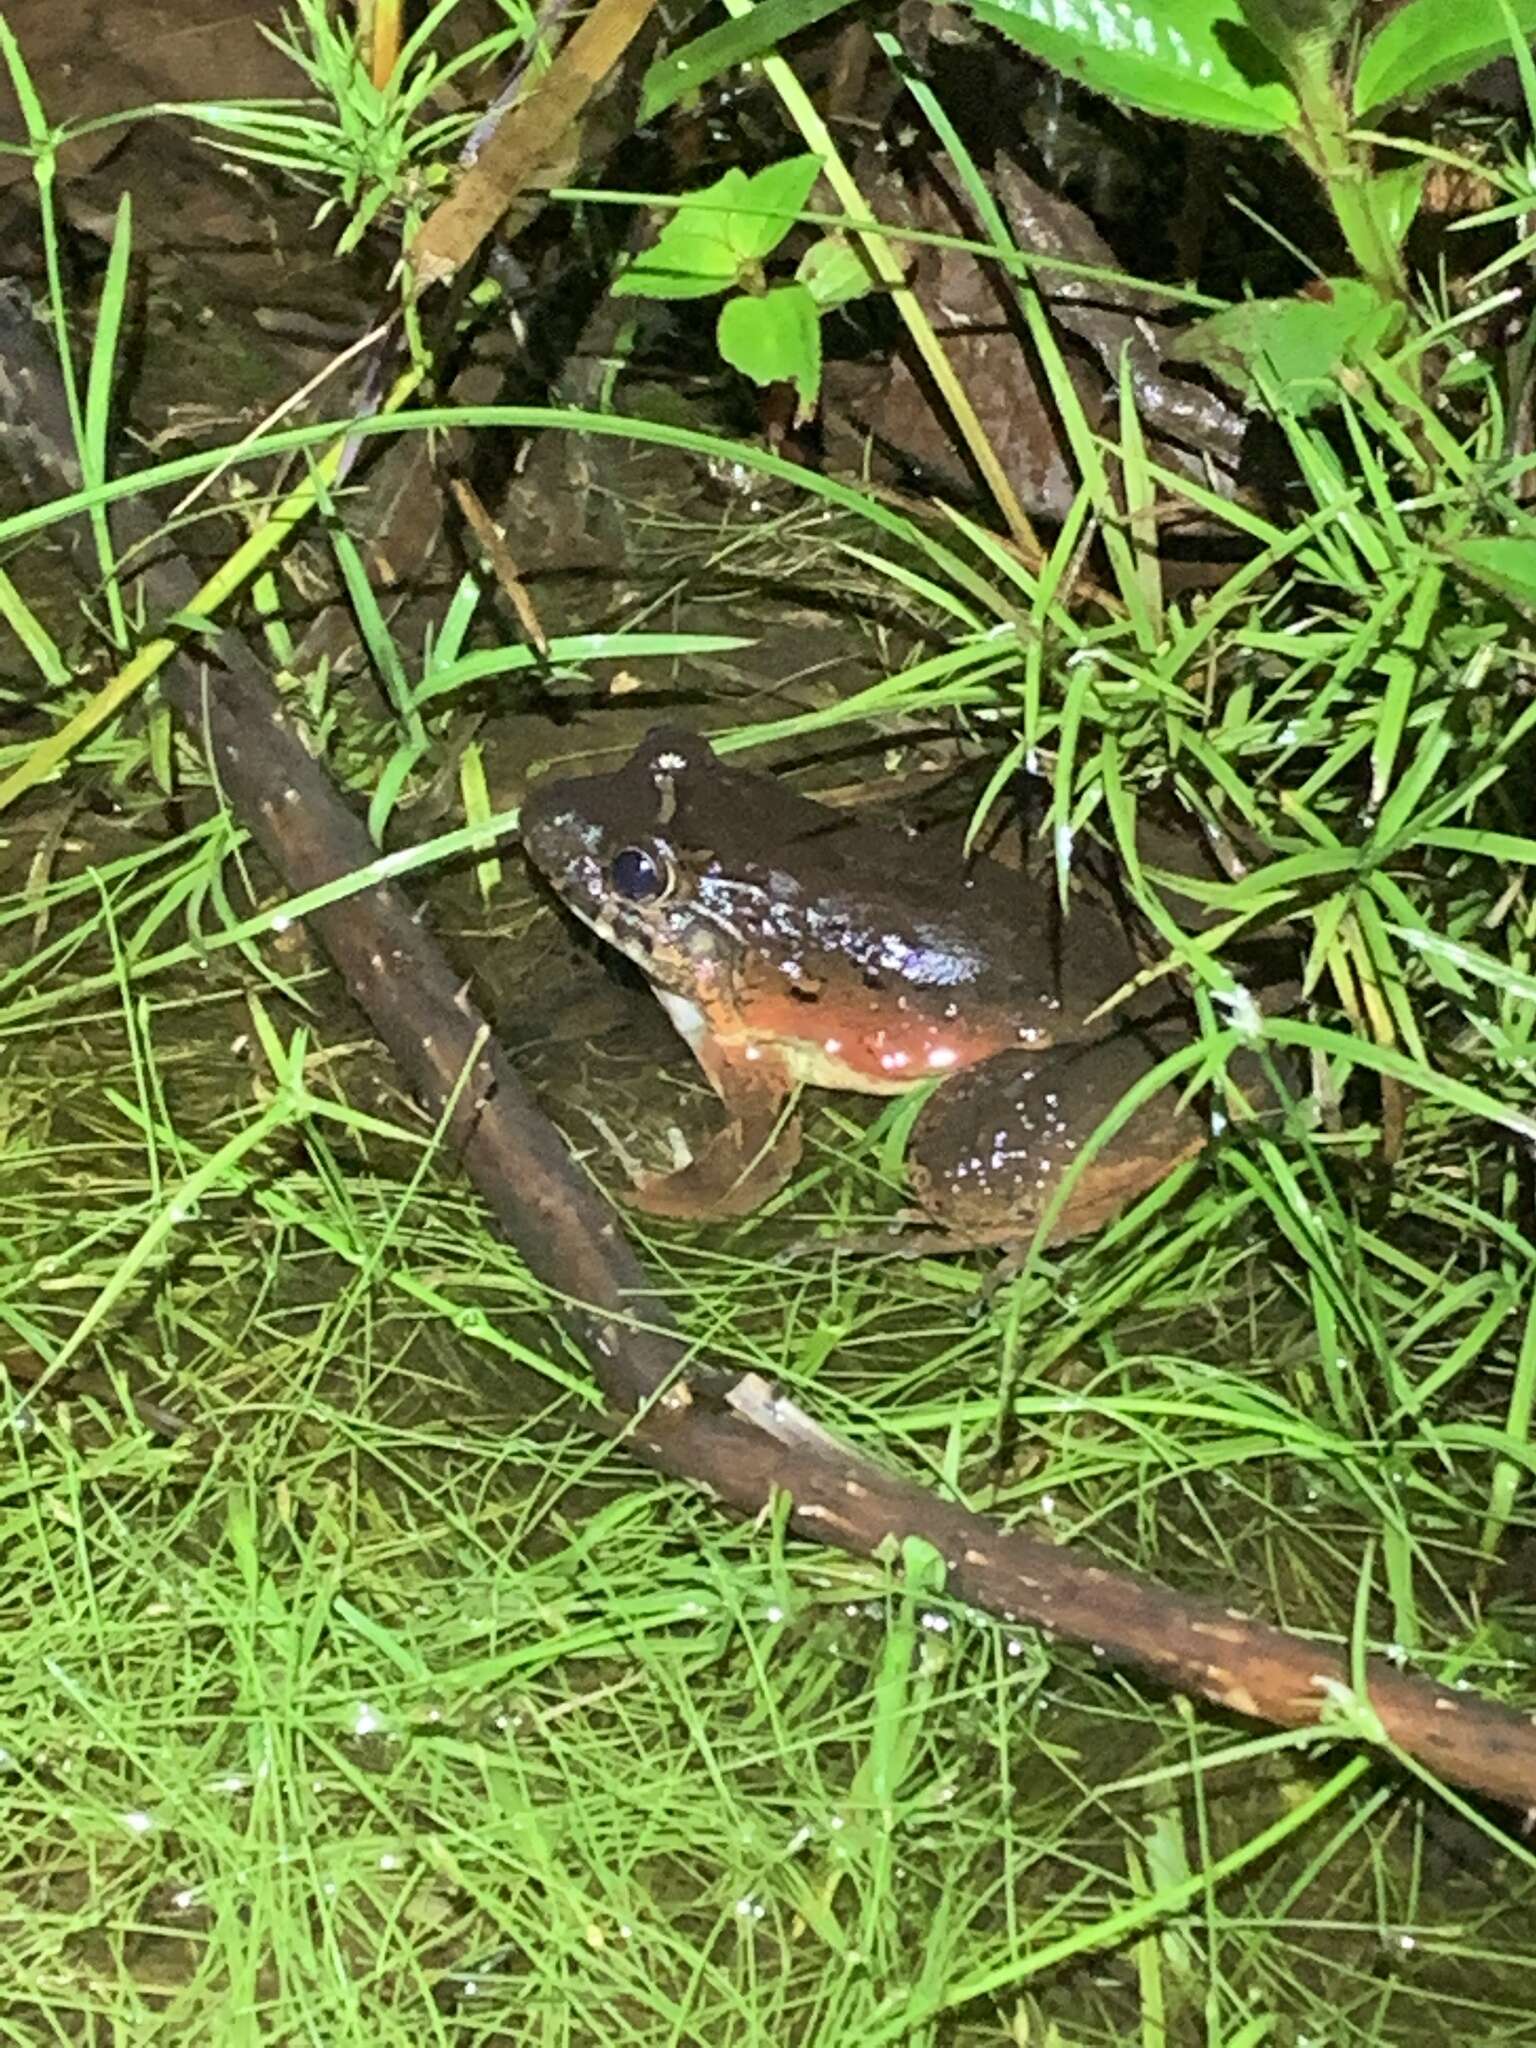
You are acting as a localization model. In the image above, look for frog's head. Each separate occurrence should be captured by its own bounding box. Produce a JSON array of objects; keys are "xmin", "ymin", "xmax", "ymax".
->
[{"xmin": 521, "ymin": 726, "xmax": 757, "ymax": 1004}]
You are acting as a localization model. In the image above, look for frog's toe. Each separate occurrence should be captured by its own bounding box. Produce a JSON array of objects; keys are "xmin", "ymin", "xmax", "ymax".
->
[{"xmin": 624, "ymin": 1117, "xmax": 803, "ymax": 1222}]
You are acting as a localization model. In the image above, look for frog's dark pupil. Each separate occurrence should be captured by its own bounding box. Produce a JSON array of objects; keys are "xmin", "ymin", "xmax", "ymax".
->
[{"xmin": 610, "ymin": 847, "xmax": 664, "ymax": 902}]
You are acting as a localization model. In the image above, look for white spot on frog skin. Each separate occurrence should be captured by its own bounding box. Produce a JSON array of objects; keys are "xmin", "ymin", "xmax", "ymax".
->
[
  {"xmin": 880, "ymin": 1050, "xmax": 911, "ymax": 1071},
  {"xmin": 823, "ymin": 1037, "xmax": 843, "ymax": 1055},
  {"xmin": 927, "ymin": 1046, "xmax": 959, "ymax": 1070},
  {"xmin": 744, "ymin": 1044, "xmax": 763, "ymax": 1061}
]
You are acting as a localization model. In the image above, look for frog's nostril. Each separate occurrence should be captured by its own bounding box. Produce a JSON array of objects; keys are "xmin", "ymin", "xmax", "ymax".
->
[
  {"xmin": 519, "ymin": 790, "xmax": 556, "ymax": 849},
  {"xmin": 520, "ymin": 794, "xmax": 584, "ymax": 875}
]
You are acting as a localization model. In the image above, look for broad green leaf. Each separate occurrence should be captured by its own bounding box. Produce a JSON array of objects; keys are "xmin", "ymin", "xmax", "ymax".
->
[
  {"xmin": 796, "ymin": 233, "xmax": 876, "ymax": 309},
  {"xmin": 1445, "ymin": 536, "xmax": 1536, "ymax": 609},
  {"xmin": 639, "ymin": 0, "xmax": 857, "ymax": 121},
  {"xmin": 613, "ymin": 168, "xmax": 752, "ymax": 300},
  {"xmin": 728, "ymin": 155, "xmax": 822, "ymax": 265},
  {"xmin": 1167, "ymin": 280, "xmax": 1399, "ymax": 415},
  {"xmin": 1354, "ymin": 0, "xmax": 1536, "ymax": 114},
  {"xmin": 717, "ymin": 283, "xmax": 822, "ymax": 416},
  {"xmin": 964, "ymin": 0, "xmax": 1298, "ymax": 134}
]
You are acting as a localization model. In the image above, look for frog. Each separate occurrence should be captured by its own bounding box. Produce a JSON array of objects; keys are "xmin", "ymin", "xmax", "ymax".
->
[{"xmin": 519, "ymin": 725, "xmax": 1225, "ymax": 1246}]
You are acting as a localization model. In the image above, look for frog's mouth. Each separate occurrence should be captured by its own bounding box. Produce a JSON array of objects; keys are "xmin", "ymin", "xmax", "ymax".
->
[{"xmin": 556, "ymin": 873, "xmax": 662, "ymax": 970}]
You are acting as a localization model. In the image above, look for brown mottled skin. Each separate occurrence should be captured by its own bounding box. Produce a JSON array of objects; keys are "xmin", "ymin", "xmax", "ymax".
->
[{"xmin": 521, "ymin": 728, "xmax": 1212, "ymax": 1242}]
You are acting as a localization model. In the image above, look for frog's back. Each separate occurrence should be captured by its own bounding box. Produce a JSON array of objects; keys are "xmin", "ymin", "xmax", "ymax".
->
[
  {"xmin": 653, "ymin": 735, "xmax": 1147, "ymax": 1070},
  {"xmin": 522, "ymin": 726, "xmax": 1147, "ymax": 1087}
]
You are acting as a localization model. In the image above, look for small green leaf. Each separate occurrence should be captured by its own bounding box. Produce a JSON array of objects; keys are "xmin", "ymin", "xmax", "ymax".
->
[
  {"xmin": 1445, "ymin": 537, "xmax": 1536, "ymax": 610},
  {"xmin": 613, "ymin": 168, "xmax": 752, "ymax": 300},
  {"xmin": 728, "ymin": 155, "xmax": 822, "ymax": 265},
  {"xmin": 613, "ymin": 157, "xmax": 820, "ymax": 300},
  {"xmin": 796, "ymin": 233, "xmax": 876, "ymax": 309},
  {"xmin": 0, "ymin": 13, "xmax": 51, "ymax": 149},
  {"xmin": 1167, "ymin": 280, "xmax": 1399, "ymax": 415},
  {"xmin": 717, "ymin": 283, "xmax": 822, "ymax": 417},
  {"xmin": 1355, "ymin": 0, "xmax": 1536, "ymax": 114},
  {"xmin": 962, "ymin": 0, "xmax": 1298, "ymax": 134},
  {"xmin": 1371, "ymin": 160, "xmax": 1430, "ymax": 250}
]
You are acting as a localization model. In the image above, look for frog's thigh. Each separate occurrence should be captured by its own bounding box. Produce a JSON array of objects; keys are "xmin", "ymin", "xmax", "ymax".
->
[
  {"xmin": 909, "ymin": 1036, "xmax": 1207, "ymax": 1245},
  {"xmin": 627, "ymin": 1037, "xmax": 802, "ymax": 1221}
]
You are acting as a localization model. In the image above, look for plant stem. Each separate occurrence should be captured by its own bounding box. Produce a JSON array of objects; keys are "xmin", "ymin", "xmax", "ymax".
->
[{"xmin": 1288, "ymin": 47, "xmax": 1407, "ymax": 303}]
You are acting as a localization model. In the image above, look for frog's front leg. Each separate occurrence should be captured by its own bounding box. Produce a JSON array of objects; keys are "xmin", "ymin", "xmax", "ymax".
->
[
  {"xmin": 625, "ymin": 1027, "xmax": 803, "ymax": 1221},
  {"xmin": 908, "ymin": 1029, "xmax": 1210, "ymax": 1247}
]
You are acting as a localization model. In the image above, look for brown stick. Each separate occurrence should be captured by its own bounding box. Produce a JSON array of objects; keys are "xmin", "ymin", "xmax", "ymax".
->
[
  {"xmin": 624, "ymin": 1386, "xmax": 1536, "ymax": 1814},
  {"xmin": 409, "ymin": 0, "xmax": 664, "ymax": 287}
]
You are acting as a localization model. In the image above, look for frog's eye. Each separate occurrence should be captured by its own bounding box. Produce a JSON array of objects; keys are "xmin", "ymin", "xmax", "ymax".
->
[{"xmin": 609, "ymin": 846, "xmax": 671, "ymax": 903}]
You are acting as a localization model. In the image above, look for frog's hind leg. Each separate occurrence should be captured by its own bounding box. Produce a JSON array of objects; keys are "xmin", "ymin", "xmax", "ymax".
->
[{"xmin": 908, "ymin": 1030, "xmax": 1212, "ymax": 1249}]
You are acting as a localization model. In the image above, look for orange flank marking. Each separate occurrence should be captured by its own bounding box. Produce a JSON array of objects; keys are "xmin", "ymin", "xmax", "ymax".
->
[{"xmin": 716, "ymin": 990, "xmax": 1018, "ymax": 1096}]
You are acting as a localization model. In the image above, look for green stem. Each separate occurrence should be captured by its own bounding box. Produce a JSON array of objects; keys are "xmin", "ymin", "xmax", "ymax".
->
[{"xmin": 1288, "ymin": 50, "xmax": 1407, "ymax": 303}]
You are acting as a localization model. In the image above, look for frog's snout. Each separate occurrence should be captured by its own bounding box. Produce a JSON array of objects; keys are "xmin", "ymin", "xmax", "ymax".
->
[
  {"xmin": 520, "ymin": 783, "xmax": 621, "ymax": 946},
  {"xmin": 519, "ymin": 783, "xmax": 581, "ymax": 881}
]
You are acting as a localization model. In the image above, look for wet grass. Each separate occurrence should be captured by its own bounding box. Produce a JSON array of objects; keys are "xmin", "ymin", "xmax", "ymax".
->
[
  {"xmin": 2, "ymin": 781, "xmax": 1534, "ymax": 2043},
  {"xmin": 2, "ymin": 10, "xmax": 1536, "ymax": 2040}
]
